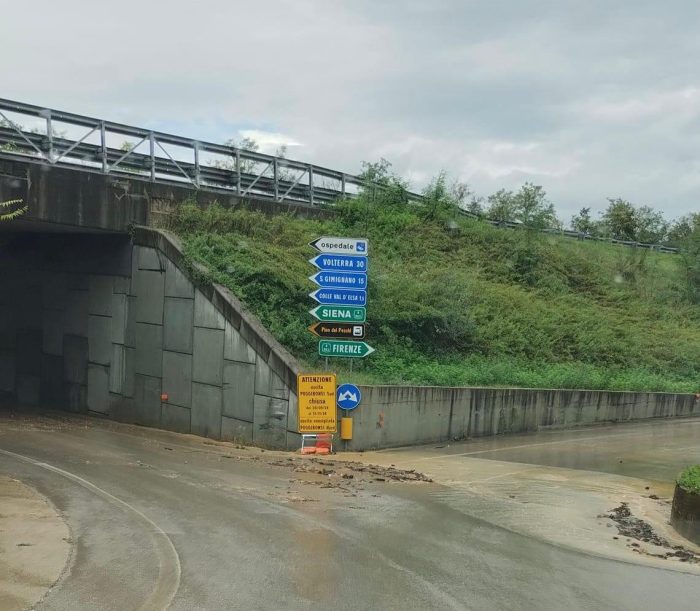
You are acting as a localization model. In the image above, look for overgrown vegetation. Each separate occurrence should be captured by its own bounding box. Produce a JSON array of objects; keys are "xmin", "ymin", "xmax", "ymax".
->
[
  {"xmin": 677, "ymin": 466, "xmax": 700, "ymax": 494},
  {"xmin": 169, "ymin": 170, "xmax": 700, "ymax": 391}
]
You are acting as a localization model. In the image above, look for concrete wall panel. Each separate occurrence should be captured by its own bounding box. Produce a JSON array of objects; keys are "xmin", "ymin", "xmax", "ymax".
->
[
  {"xmin": 63, "ymin": 335, "xmax": 88, "ymax": 384},
  {"xmin": 194, "ymin": 290, "xmax": 225, "ymax": 329},
  {"xmin": 88, "ymin": 315, "xmax": 112, "ymax": 366},
  {"xmin": 193, "ymin": 328, "xmax": 224, "ymax": 386},
  {"xmin": 111, "ymin": 293, "xmax": 127, "ymax": 344},
  {"xmin": 133, "ymin": 270, "xmax": 165, "ymax": 324},
  {"xmin": 161, "ymin": 403, "xmax": 191, "ymax": 434},
  {"xmin": 134, "ymin": 374, "xmax": 162, "ymax": 427},
  {"xmin": 191, "ymin": 382, "xmax": 222, "ymax": 439},
  {"xmin": 224, "ymin": 322, "xmax": 256, "ymax": 364},
  {"xmin": 165, "ymin": 261, "xmax": 194, "ymax": 299},
  {"xmin": 89, "ymin": 275, "xmax": 113, "ymax": 316},
  {"xmin": 222, "ymin": 361, "xmax": 256, "ymax": 421},
  {"xmin": 64, "ymin": 289, "xmax": 89, "ymax": 337},
  {"xmin": 109, "ymin": 344, "xmax": 125, "ymax": 395},
  {"xmin": 134, "ymin": 323, "xmax": 163, "ymax": 377},
  {"xmin": 221, "ymin": 416, "xmax": 253, "ymax": 443},
  {"xmin": 253, "ymin": 394, "xmax": 288, "ymax": 448},
  {"xmin": 162, "ymin": 351, "xmax": 192, "ymax": 408},
  {"xmin": 254, "ymin": 357, "xmax": 289, "ymax": 400},
  {"xmin": 87, "ymin": 363, "xmax": 110, "ymax": 414},
  {"xmin": 16, "ymin": 374, "xmax": 40, "ymax": 405},
  {"xmin": 163, "ymin": 298, "xmax": 194, "ymax": 354}
]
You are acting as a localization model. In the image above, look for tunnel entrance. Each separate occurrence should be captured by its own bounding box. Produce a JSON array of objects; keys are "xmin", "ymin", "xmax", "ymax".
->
[{"xmin": 0, "ymin": 230, "xmax": 131, "ymax": 412}]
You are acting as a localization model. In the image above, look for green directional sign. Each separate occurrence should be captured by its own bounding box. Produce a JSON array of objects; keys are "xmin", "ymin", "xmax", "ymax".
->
[
  {"xmin": 309, "ymin": 305, "xmax": 366, "ymax": 323},
  {"xmin": 319, "ymin": 340, "xmax": 375, "ymax": 358}
]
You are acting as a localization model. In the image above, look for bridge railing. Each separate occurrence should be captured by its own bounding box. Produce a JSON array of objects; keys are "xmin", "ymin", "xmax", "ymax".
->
[
  {"xmin": 0, "ymin": 98, "xmax": 679, "ymax": 254},
  {"xmin": 0, "ymin": 98, "xmax": 378, "ymax": 206}
]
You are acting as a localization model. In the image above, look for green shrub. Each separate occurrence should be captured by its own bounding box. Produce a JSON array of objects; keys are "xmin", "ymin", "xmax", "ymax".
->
[{"xmin": 677, "ymin": 465, "xmax": 700, "ymax": 494}]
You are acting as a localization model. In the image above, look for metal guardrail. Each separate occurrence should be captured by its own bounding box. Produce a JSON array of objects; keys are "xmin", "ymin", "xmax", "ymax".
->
[
  {"xmin": 458, "ymin": 209, "xmax": 680, "ymax": 254},
  {"xmin": 0, "ymin": 98, "xmax": 679, "ymax": 254},
  {"xmin": 0, "ymin": 98, "xmax": 377, "ymax": 206}
]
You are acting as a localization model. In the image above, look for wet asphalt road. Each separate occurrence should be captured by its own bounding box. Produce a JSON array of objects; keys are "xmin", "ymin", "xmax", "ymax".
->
[{"xmin": 2, "ymin": 411, "xmax": 700, "ymax": 610}]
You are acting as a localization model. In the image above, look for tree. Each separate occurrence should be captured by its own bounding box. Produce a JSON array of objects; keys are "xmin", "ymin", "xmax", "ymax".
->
[
  {"xmin": 571, "ymin": 207, "xmax": 598, "ymax": 235},
  {"xmin": 634, "ymin": 205, "xmax": 668, "ymax": 244},
  {"xmin": 0, "ymin": 198, "xmax": 27, "ymax": 221},
  {"xmin": 601, "ymin": 198, "xmax": 637, "ymax": 240},
  {"xmin": 486, "ymin": 189, "xmax": 517, "ymax": 223},
  {"xmin": 678, "ymin": 221, "xmax": 700, "ymax": 303},
  {"xmin": 512, "ymin": 183, "xmax": 557, "ymax": 230},
  {"xmin": 668, "ymin": 213, "xmax": 700, "ymax": 246}
]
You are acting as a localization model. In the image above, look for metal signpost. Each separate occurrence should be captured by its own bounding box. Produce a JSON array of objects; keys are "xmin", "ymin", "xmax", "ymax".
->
[
  {"xmin": 302, "ymin": 237, "xmax": 373, "ymax": 448},
  {"xmin": 307, "ymin": 235, "xmax": 374, "ymax": 364}
]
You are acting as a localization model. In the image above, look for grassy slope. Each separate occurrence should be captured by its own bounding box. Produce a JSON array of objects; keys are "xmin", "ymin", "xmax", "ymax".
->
[{"xmin": 171, "ymin": 200, "xmax": 700, "ymax": 392}]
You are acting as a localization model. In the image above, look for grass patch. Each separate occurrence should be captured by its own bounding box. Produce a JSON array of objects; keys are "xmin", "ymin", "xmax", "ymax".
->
[{"xmin": 678, "ymin": 466, "xmax": 700, "ymax": 494}]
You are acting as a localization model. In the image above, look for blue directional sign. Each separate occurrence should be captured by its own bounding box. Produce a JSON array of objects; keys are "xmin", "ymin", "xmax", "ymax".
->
[
  {"xmin": 309, "ymin": 254, "xmax": 368, "ymax": 273},
  {"xmin": 337, "ymin": 384, "xmax": 361, "ymax": 410},
  {"xmin": 309, "ymin": 271, "xmax": 368, "ymax": 290},
  {"xmin": 310, "ymin": 288, "xmax": 367, "ymax": 306}
]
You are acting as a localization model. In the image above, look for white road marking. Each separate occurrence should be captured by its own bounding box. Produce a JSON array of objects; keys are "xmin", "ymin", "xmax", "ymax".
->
[{"xmin": 0, "ymin": 447, "xmax": 181, "ymax": 611}]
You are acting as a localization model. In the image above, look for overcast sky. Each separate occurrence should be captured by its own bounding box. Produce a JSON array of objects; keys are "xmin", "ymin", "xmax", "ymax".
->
[{"xmin": 2, "ymin": 0, "xmax": 699, "ymax": 222}]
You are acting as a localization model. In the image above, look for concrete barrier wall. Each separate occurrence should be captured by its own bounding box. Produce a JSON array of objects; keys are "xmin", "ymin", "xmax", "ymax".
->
[
  {"xmin": 0, "ymin": 229, "xmax": 302, "ymax": 449},
  {"xmin": 343, "ymin": 386, "xmax": 699, "ymax": 450}
]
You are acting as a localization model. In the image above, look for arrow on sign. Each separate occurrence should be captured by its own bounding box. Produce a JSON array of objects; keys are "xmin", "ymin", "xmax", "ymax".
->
[
  {"xmin": 309, "ymin": 254, "xmax": 368, "ymax": 273},
  {"xmin": 309, "ymin": 237, "xmax": 369, "ymax": 255},
  {"xmin": 308, "ymin": 322, "xmax": 366, "ymax": 339},
  {"xmin": 309, "ymin": 271, "xmax": 368, "ymax": 289},
  {"xmin": 310, "ymin": 288, "xmax": 367, "ymax": 307},
  {"xmin": 318, "ymin": 340, "xmax": 375, "ymax": 358},
  {"xmin": 309, "ymin": 305, "xmax": 366, "ymax": 322}
]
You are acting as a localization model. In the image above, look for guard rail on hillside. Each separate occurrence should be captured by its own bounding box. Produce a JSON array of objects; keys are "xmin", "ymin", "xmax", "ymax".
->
[
  {"xmin": 457, "ymin": 209, "xmax": 680, "ymax": 254},
  {"xmin": 0, "ymin": 98, "xmax": 414, "ymax": 206}
]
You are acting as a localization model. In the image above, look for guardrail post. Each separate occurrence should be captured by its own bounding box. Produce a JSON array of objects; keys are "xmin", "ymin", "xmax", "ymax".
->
[
  {"xmin": 273, "ymin": 158, "xmax": 279, "ymax": 201},
  {"xmin": 194, "ymin": 142, "xmax": 201, "ymax": 188},
  {"xmin": 149, "ymin": 132, "xmax": 156, "ymax": 181},
  {"xmin": 236, "ymin": 148, "xmax": 241, "ymax": 194},
  {"xmin": 309, "ymin": 164, "xmax": 314, "ymax": 205},
  {"xmin": 45, "ymin": 111, "xmax": 53, "ymax": 163},
  {"xmin": 100, "ymin": 121, "xmax": 108, "ymax": 172}
]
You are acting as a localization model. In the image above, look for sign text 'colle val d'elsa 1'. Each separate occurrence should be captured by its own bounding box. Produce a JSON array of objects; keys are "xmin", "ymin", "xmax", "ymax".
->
[
  {"xmin": 309, "ymin": 288, "xmax": 367, "ymax": 307},
  {"xmin": 309, "ymin": 271, "xmax": 368, "ymax": 290},
  {"xmin": 309, "ymin": 305, "xmax": 366, "ymax": 322},
  {"xmin": 309, "ymin": 254, "xmax": 368, "ymax": 273},
  {"xmin": 297, "ymin": 373, "xmax": 337, "ymax": 433},
  {"xmin": 319, "ymin": 340, "xmax": 375, "ymax": 358},
  {"xmin": 309, "ymin": 237, "xmax": 368, "ymax": 255},
  {"xmin": 308, "ymin": 322, "xmax": 366, "ymax": 339}
]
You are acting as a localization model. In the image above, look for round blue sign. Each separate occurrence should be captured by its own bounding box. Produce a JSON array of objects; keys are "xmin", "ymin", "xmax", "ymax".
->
[{"xmin": 336, "ymin": 384, "xmax": 361, "ymax": 410}]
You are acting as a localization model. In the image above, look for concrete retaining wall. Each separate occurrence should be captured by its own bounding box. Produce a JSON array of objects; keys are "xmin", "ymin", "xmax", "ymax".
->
[
  {"xmin": 1, "ymin": 230, "xmax": 696, "ymax": 451},
  {"xmin": 0, "ymin": 229, "xmax": 301, "ymax": 449},
  {"xmin": 344, "ymin": 386, "xmax": 699, "ymax": 450}
]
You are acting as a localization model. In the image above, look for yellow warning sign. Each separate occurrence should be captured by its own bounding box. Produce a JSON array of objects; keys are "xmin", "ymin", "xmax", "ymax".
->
[{"xmin": 297, "ymin": 373, "xmax": 337, "ymax": 433}]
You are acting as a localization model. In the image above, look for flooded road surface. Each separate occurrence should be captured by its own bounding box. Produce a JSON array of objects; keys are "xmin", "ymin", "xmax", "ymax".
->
[
  {"xmin": 2, "ymin": 410, "xmax": 700, "ymax": 610},
  {"xmin": 384, "ymin": 415, "xmax": 700, "ymax": 483}
]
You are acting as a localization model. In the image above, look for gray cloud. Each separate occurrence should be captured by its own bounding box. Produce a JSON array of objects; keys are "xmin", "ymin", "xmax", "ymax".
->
[{"xmin": 2, "ymin": 0, "xmax": 699, "ymax": 222}]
